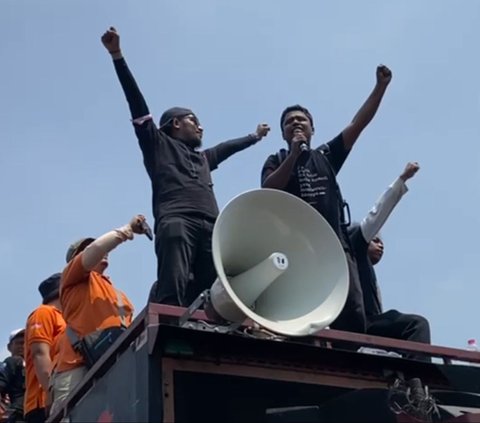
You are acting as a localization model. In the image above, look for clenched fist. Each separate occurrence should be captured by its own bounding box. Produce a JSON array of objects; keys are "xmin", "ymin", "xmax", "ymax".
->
[
  {"xmin": 129, "ymin": 214, "xmax": 147, "ymax": 234},
  {"xmin": 376, "ymin": 64, "xmax": 392, "ymax": 87},
  {"xmin": 255, "ymin": 123, "xmax": 271, "ymax": 140},
  {"xmin": 101, "ymin": 26, "xmax": 121, "ymax": 54},
  {"xmin": 400, "ymin": 162, "xmax": 420, "ymax": 182}
]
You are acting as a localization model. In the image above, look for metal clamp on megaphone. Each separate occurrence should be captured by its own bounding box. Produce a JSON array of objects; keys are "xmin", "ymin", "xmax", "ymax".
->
[
  {"xmin": 179, "ymin": 251, "xmax": 291, "ymax": 333},
  {"xmin": 180, "ymin": 253, "xmax": 290, "ymax": 330},
  {"xmin": 179, "ymin": 189, "xmax": 349, "ymax": 338}
]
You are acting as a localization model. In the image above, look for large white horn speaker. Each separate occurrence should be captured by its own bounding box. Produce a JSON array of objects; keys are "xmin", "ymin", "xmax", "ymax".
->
[{"xmin": 209, "ymin": 188, "xmax": 349, "ymax": 337}]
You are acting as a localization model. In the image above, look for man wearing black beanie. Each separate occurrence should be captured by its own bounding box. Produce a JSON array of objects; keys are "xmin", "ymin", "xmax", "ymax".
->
[{"xmin": 101, "ymin": 27, "xmax": 270, "ymax": 307}]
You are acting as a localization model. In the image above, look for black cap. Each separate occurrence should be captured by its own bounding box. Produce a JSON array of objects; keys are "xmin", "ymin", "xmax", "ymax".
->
[
  {"xmin": 38, "ymin": 273, "xmax": 61, "ymax": 304},
  {"xmin": 66, "ymin": 237, "xmax": 95, "ymax": 263},
  {"xmin": 159, "ymin": 107, "xmax": 195, "ymax": 130}
]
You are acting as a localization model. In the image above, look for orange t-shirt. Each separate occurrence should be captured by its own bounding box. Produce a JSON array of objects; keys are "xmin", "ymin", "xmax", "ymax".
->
[
  {"xmin": 56, "ymin": 253, "xmax": 134, "ymax": 373},
  {"xmin": 24, "ymin": 304, "xmax": 66, "ymax": 414}
]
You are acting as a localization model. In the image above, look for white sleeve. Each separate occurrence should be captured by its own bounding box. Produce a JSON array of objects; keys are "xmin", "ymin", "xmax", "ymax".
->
[
  {"xmin": 81, "ymin": 225, "xmax": 134, "ymax": 271},
  {"xmin": 360, "ymin": 177, "xmax": 408, "ymax": 243}
]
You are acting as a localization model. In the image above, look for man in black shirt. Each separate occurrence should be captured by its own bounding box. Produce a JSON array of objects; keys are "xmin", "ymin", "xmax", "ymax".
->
[
  {"xmin": 101, "ymin": 27, "xmax": 270, "ymax": 306},
  {"xmin": 261, "ymin": 66, "xmax": 391, "ymax": 333},
  {"xmin": 0, "ymin": 329, "xmax": 25, "ymax": 423}
]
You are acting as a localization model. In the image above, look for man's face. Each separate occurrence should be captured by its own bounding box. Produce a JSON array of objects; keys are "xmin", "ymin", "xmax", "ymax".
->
[
  {"xmin": 282, "ymin": 111, "xmax": 314, "ymax": 145},
  {"xmin": 8, "ymin": 336, "xmax": 24, "ymax": 358},
  {"xmin": 368, "ymin": 236, "xmax": 384, "ymax": 265},
  {"xmin": 175, "ymin": 114, "xmax": 203, "ymax": 148}
]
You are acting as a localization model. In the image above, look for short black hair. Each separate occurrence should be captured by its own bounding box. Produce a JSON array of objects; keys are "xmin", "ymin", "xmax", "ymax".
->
[{"xmin": 280, "ymin": 105, "xmax": 315, "ymax": 131}]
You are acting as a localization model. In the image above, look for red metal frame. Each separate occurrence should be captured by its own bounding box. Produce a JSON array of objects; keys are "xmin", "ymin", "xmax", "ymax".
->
[
  {"xmin": 148, "ymin": 303, "xmax": 480, "ymax": 364},
  {"xmin": 46, "ymin": 303, "xmax": 480, "ymax": 423}
]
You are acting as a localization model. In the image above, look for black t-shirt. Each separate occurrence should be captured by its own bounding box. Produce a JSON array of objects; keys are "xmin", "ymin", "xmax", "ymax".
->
[
  {"xmin": 0, "ymin": 356, "xmax": 25, "ymax": 415},
  {"xmin": 348, "ymin": 225, "xmax": 382, "ymax": 317},
  {"xmin": 261, "ymin": 133, "xmax": 350, "ymax": 247}
]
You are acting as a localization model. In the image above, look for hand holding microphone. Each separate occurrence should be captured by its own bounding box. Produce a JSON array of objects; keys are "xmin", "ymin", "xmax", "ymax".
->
[
  {"xmin": 291, "ymin": 129, "xmax": 309, "ymax": 156},
  {"xmin": 129, "ymin": 214, "xmax": 153, "ymax": 241}
]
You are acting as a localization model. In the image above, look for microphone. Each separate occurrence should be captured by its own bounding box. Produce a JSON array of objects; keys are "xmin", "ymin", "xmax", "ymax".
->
[
  {"xmin": 141, "ymin": 220, "xmax": 153, "ymax": 241},
  {"xmin": 293, "ymin": 128, "xmax": 310, "ymax": 153}
]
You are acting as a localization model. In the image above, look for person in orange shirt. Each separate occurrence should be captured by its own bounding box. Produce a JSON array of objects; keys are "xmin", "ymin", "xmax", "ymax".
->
[
  {"xmin": 24, "ymin": 273, "xmax": 66, "ymax": 423},
  {"xmin": 49, "ymin": 215, "xmax": 147, "ymax": 417}
]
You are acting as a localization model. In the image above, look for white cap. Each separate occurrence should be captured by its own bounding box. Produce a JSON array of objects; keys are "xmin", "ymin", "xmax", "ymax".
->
[{"xmin": 8, "ymin": 328, "xmax": 25, "ymax": 344}]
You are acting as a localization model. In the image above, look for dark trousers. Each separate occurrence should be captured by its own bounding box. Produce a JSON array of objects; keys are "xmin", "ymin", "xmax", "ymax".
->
[
  {"xmin": 24, "ymin": 408, "xmax": 46, "ymax": 423},
  {"xmin": 330, "ymin": 252, "xmax": 366, "ymax": 334},
  {"xmin": 149, "ymin": 215, "xmax": 217, "ymax": 307},
  {"xmin": 4, "ymin": 411, "xmax": 24, "ymax": 423},
  {"xmin": 367, "ymin": 309, "xmax": 431, "ymax": 360}
]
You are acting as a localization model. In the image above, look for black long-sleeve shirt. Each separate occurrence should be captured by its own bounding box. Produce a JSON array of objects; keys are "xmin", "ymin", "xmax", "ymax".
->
[{"xmin": 112, "ymin": 58, "xmax": 259, "ymax": 227}]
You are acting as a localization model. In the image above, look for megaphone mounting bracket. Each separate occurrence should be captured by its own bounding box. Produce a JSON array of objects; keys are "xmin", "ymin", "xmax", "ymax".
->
[{"xmin": 179, "ymin": 290, "xmax": 242, "ymax": 334}]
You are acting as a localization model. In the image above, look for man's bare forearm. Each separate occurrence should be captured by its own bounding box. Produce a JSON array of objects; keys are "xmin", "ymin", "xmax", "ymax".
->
[
  {"xmin": 352, "ymin": 83, "xmax": 388, "ymax": 130},
  {"xmin": 262, "ymin": 152, "xmax": 299, "ymax": 189},
  {"xmin": 342, "ymin": 65, "xmax": 392, "ymax": 149},
  {"xmin": 33, "ymin": 352, "xmax": 52, "ymax": 393},
  {"xmin": 343, "ymin": 84, "xmax": 388, "ymax": 149}
]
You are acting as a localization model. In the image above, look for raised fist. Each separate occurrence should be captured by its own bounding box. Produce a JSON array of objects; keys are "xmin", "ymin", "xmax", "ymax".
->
[
  {"xmin": 400, "ymin": 161, "xmax": 420, "ymax": 181},
  {"xmin": 101, "ymin": 26, "xmax": 121, "ymax": 54},
  {"xmin": 376, "ymin": 64, "xmax": 392, "ymax": 86}
]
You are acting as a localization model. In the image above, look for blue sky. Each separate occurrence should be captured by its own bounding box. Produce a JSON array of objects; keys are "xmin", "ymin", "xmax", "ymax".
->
[{"xmin": 1, "ymin": 1, "xmax": 479, "ymax": 359}]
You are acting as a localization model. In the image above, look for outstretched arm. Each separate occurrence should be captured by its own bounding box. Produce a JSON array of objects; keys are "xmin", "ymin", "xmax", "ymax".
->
[
  {"xmin": 61, "ymin": 215, "xmax": 149, "ymax": 290},
  {"xmin": 101, "ymin": 27, "xmax": 151, "ymax": 122},
  {"xmin": 205, "ymin": 123, "xmax": 270, "ymax": 170},
  {"xmin": 360, "ymin": 162, "xmax": 419, "ymax": 242},
  {"xmin": 81, "ymin": 215, "xmax": 147, "ymax": 271},
  {"xmin": 342, "ymin": 65, "xmax": 392, "ymax": 150}
]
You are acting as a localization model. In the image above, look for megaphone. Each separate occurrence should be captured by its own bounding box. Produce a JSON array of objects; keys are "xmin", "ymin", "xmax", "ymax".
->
[{"xmin": 208, "ymin": 188, "xmax": 349, "ymax": 337}]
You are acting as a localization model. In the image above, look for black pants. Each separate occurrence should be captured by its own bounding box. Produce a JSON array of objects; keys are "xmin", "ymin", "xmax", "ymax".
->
[
  {"xmin": 4, "ymin": 411, "xmax": 24, "ymax": 423},
  {"xmin": 367, "ymin": 309, "xmax": 431, "ymax": 360},
  {"xmin": 149, "ymin": 215, "xmax": 217, "ymax": 307},
  {"xmin": 24, "ymin": 408, "xmax": 46, "ymax": 423},
  {"xmin": 330, "ymin": 252, "xmax": 366, "ymax": 334}
]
